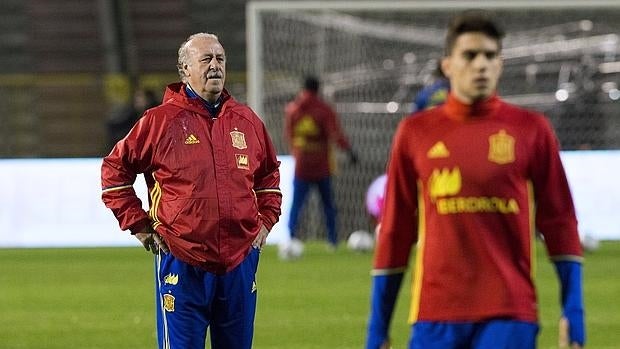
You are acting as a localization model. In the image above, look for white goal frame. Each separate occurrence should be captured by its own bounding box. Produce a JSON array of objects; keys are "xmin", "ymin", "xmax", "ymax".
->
[{"xmin": 246, "ymin": 0, "xmax": 619, "ymax": 118}]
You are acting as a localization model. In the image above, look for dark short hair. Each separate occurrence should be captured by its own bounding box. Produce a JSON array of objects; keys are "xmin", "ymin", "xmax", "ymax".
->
[
  {"xmin": 304, "ymin": 76, "xmax": 320, "ymax": 93},
  {"xmin": 445, "ymin": 10, "xmax": 505, "ymax": 55}
]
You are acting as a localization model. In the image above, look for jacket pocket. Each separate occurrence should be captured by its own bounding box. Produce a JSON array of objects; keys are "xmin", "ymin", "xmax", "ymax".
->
[
  {"xmin": 159, "ymin": 198, "xmax": 219, "ymax": 239},
  {"xmin": 234, "ymin": 193, "xmax": 260, "ymax": 236}
]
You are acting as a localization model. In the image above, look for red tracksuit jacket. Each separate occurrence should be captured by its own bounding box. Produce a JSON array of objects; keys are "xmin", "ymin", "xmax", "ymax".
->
[{"xmin": 102, "ymin": 83, "xmax": 282, "ymax": 274}]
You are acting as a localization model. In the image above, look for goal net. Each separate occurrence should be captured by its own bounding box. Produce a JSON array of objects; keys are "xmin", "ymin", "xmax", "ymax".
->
[{"xmin": 247, "ymin": 1, "xmax": 620, "ymax": 241}]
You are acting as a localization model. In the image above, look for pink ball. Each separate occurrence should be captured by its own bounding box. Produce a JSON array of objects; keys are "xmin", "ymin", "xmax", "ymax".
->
[{"xmin": 366, "ymin": 174, "xmax": 387, "ymax": 219}]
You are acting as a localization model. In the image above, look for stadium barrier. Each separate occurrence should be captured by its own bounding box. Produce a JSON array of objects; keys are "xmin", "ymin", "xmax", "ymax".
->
[
  {"xmin": 0, "ymin": 157, "xmax": 293, "ymax": 248},
  {"xmin": 0, "ymin": 152, "xmax": 618, "ymax": 248}
]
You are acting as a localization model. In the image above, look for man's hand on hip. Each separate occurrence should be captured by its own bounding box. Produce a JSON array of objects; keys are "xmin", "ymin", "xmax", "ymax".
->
[
  {"xmin": 135, "ymin": 229, "xmax": 169, "ymax": 254},
  {"xmin": 252, "ymin": 225, "xmax": 269, "ymax": 250}
]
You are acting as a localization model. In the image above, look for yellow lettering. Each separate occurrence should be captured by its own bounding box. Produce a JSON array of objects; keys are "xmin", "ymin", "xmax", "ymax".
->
[
  {"xmin": 437, "ymin": 199, "xmax": 448, "ymax": 214},
  {"xmin": 491, "ymin": 197, "xmax": 502, "ymax": 212},
  {"xmin": 508, "ymin": 198, "xmax": 520, "ymax": 214},
  {"xmin": 435, "ymin": 196, "xmax": 520, "ymax": 214},
  {"xmin": 456, "ymin": 197, "xmax": 467, "ymax": 212}
]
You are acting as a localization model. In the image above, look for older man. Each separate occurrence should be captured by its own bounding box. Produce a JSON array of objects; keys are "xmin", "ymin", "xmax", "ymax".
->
[{"xmin": 101, "ymin": 33, "xmax": 282, "ymax": 349}]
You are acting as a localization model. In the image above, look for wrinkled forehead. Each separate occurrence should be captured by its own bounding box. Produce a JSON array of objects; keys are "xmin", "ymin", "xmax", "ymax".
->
[{"xmin": 187, "ymin": 37, "xmax": 225, "ymax": 57}]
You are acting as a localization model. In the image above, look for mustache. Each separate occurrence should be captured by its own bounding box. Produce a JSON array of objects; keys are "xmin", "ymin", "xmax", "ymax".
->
[{"xmin": 207, "ymin": 69, "xmax": 223, "ymax": 79}]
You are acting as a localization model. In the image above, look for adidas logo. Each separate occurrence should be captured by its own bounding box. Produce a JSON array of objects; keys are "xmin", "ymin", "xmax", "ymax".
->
[
  {"xmin": 251, "ymin": 281, "xmax": 257, "ymax": 293},
  {"xmin": 427, "ymin": 141, "xmax": 449, "ymax": 158},
  {"xmin": 184, "ymin": 134, "xmax": 200, "ymax": 145}
]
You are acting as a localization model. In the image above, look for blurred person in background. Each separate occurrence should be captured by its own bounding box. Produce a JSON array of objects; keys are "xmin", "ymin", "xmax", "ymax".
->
[
  {"xmin": 412, "ymin": 61, "xmax": 450, "ymax": 113},
  {"xmin": 105, "ymin": 88, "xmax": 159, "ymax": 150},
  {"xmin": 366, "ymin": 10, "xmax": 585, "ymax": 349},
  {"xmin": 101, "ymin": 33, "xmax": 282, "ymax": 349},
  {"xmin": 285, "ymin": 75, "xmax": 358, "ymax": 250}
]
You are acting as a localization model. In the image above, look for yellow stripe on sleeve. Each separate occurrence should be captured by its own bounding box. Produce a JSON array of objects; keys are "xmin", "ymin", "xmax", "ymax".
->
[
  {"xmin": 370, "ymin": 267, "xmax": 407, "ymax": 276},
  {"xmin": 254, "ymin": 188, "xmax": 282, "ymax": 195},
  {"xmin": 409, "ymin": 180, "xmax": 426, "ymax": 323},
  {"xmin": 527, "ymin": 181, "xmax": 537, "ymax": 280},
  {"xmin": 102, "ymin": 184, "xmax": 133, "ymax": 193},
  {"xmin": 550, "ymin": 255, "xmax": 584, "ymax": 263}
]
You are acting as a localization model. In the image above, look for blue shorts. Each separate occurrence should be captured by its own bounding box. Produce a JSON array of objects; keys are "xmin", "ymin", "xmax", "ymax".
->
[
  {"xmin": 410, "ymin": 320, "xmax": 539, "ymax": 349},
  {"xmin": 155, "ymin": 247, "xmax": 260, "ymax": 349}
]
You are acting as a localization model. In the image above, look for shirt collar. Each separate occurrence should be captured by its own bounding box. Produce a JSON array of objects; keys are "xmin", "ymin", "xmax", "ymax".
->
[
  {"xmin": 443, "ymin": 93, "xmax": 501, "ymax": 121},
  {"xmin": 185, "ymin": 84, "xmax": 222, "ymax": 117}
]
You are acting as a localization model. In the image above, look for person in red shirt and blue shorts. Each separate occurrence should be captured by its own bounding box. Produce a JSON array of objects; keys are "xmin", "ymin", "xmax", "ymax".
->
[
  {"xmin": 366, "ymin": 10, "xmax": 585, "ymax": 349},
  {"xmin": 285, "ymin": 76, "xmax": 357, "ymax": 249}
]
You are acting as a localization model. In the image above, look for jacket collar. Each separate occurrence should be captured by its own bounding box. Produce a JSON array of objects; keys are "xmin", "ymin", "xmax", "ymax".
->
[
  {"xmin": 443, "ymin": 93, "xmax": 501, "ymax": 121},
  {"xmin": 162, "ymin": 82, "xmax": 232, "ymax": 117}
]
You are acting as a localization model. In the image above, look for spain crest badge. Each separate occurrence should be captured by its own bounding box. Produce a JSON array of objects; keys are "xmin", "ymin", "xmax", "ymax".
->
[
  {"xmin": 488, "ymin": 129, "xmax": 515, "ymax": 165},
  {"xmin": 230, "ymin": 128, "xmax": 247, "ymax": 150},
  {"xmin": 163, "ymin": 293, "xmax": 175, "ymax": 312}
]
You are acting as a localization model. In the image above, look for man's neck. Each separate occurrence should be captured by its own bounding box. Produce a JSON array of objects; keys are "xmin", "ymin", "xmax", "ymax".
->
[
  {"xmin": 186, "ymin": 84, "xmax": 221, "ymax": 105},
  {"xmin": 452, "ymin": 91, "xmax": 473, "ymax": 105},
  {"xmin": 185, "ymin": 84, "xmax": 223, "ymax": 118}
]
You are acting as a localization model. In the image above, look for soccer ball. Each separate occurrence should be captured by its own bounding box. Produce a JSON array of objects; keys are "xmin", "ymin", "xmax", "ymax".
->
[
  {"xmin": 347, "ymin": 230, "xmax": 375, "ymax": 252},
  {"xmin": 581, "ymin": 233, "xmax": 600, "ymax": 252},
  {"xmin": 278, "ymin": 238, "xmax": 305, "ymax": 260}
]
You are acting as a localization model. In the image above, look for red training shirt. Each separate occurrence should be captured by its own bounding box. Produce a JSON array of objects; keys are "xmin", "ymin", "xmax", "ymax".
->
[
  {"xmin": 373, "ymin": 94, "xmax": 582, "ymax": 323},
  {"xmin": 285, "ymin": 90, "xmax": 351, "ymax": 180}
]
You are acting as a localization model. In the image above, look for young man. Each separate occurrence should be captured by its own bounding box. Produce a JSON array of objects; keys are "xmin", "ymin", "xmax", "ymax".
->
[
  {"xmin": 101, "ymin": 33, "xmax": 282, "ymax": 349},
  {"xmin": 366, "ymin": 11, "xmax": 585, "ymax": 349},
  {"xmin": 285, "ymin": 76, "xmax": 357, "ymax": 249}
]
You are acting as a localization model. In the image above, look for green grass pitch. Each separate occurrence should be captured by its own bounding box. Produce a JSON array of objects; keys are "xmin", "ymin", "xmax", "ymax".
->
[{"xmin": 0, "ymin": 241, "xmax": 618, "ymax": 348}]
